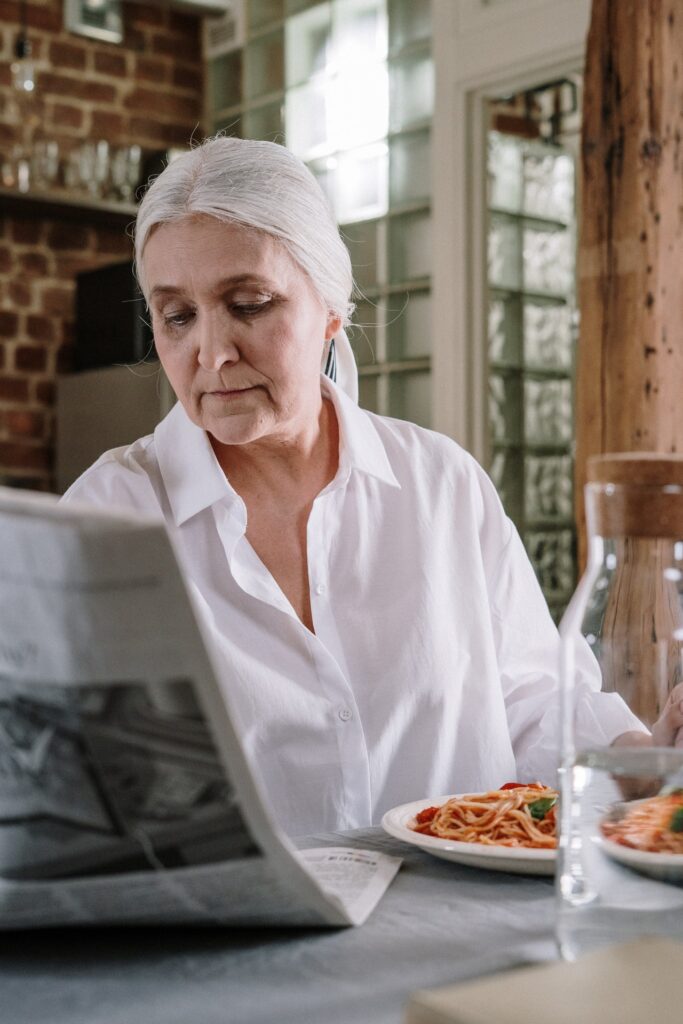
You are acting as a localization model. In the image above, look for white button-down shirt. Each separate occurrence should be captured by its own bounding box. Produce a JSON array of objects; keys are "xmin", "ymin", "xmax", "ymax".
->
[{"xmin": 62, "ymin": 379, "xmax": 640, "ymax": 836}]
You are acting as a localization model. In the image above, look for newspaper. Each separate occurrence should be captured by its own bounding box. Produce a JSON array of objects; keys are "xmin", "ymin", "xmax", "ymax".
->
[{"xmin": 0, "ymin": 487, "xmax": 401, "ymax": 930}]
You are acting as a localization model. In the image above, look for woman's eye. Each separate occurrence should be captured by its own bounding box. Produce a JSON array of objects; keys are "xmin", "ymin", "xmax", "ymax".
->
[
  {"xmin": 162, "ymin": 310, "xmax": 194, "ymax": 329},
  {"xmin": 232, "ymin": 297, "xmax": 272, "ymax": 317}
]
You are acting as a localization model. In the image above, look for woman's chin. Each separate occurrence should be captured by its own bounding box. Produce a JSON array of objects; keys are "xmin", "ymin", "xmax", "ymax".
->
[{"xmin": 204, "ymin": 413, "xmax": 274, "ymax": 449}]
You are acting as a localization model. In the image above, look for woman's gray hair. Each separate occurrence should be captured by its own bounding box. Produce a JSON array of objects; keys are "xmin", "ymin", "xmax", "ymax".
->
[{"xmin": 134, "ymin": 135, "xmax": 354, "ymax": 325}]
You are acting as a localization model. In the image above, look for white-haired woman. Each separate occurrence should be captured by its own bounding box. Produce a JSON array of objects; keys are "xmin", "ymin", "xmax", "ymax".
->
[{"xmin": 62, "ymin": 136, "xmax": 676, "ymax": 837}]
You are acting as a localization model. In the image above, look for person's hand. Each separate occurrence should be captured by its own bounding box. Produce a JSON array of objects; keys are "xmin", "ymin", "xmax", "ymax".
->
[{"xmin": 651, "ymin": 682, "xmax": 683, "ymax": 748}]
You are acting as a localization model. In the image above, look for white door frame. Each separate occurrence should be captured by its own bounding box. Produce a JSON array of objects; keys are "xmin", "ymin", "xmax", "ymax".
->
[{"xmin": 430, "ymin": 0, "xmax": 591, "ymax": 461}]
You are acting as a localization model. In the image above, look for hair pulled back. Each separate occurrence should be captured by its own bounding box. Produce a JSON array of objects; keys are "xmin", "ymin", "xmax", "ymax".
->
[{"xmin": 134, "ymin": 135, "xmax": 354, "ymax": 326}]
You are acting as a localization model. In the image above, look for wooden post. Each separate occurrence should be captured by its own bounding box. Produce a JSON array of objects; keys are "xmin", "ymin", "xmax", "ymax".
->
[{"xmin": 575, "ymin": 0, "xmax": 683, "ymax": 565}]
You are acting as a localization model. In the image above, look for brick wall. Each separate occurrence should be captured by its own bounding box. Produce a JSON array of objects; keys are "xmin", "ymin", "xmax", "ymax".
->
[{"xmin": 0, "ymin": 0, "xmax": 205, "ymax": 491}]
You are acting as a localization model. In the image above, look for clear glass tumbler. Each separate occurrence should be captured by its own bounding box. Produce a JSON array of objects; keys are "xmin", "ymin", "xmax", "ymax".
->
[{"xmin": 557, "ymin": 453, "xmax": 683, "ymax": 960}]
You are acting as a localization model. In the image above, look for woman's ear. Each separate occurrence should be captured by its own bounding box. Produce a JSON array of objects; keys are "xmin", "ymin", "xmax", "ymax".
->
[{"xmin": 325, "ymin": 313, "xmax": 342, "ymax": 341}]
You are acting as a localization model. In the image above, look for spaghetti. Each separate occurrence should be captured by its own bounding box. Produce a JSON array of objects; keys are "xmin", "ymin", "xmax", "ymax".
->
[
  {"xmin": 601, "ymin": 791, "xmax": 683, "ymax": 854},
  {"xmin": 411, "ymin": 782, "xmax": 558, "ymax": 849}
]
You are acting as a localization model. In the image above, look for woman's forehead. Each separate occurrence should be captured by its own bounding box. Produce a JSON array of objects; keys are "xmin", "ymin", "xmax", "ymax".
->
[{"xmin": 143, "ymin": 215, "xmax": 299, "ymax": 290}]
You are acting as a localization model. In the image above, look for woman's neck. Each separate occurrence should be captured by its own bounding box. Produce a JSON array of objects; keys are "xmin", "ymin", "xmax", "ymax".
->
[{"xmin": 211, "ymin": 397, "xmax": 340, "ymax": 506}]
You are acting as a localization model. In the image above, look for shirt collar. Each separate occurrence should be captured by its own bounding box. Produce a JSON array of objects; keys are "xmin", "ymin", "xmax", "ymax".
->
[
  {"xmin": 322, "ymin": 377, "xmax": 400, "ymax": 489},
  {"xmin": 154, "ymin": 401, "xmax": 236, "ymax": 526},
  {"xmin": 155, "ymin": 378, "xmax": 400, "ymax": 526}
]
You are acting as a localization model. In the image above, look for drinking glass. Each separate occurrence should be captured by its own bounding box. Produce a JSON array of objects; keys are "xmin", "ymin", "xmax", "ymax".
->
[{"xmin": 557, "ymin": 454, "xmax": 683, "ymax": 960}]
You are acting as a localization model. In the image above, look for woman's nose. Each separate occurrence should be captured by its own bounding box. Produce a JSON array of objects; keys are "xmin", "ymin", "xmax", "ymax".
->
[{"xmin": 196, "ymin": 313, "xmax": 239, "ymax": 371}]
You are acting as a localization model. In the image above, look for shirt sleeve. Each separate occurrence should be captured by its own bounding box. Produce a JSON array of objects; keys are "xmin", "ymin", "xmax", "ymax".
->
[{"xmin": 476, "ymin": 468, "xmax": 645, "ymax": 783}]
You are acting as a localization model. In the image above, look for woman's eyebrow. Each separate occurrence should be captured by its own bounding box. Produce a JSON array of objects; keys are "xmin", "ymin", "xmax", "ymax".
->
[{"xmin": 149, "ymin": 274, "xmax": 274, "ymax": 302}]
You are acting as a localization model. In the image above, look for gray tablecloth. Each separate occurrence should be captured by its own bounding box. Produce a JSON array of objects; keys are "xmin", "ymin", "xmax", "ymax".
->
[{"xmin": 0, "ymin": 829, "xmax": 558, "ymax": 1024}]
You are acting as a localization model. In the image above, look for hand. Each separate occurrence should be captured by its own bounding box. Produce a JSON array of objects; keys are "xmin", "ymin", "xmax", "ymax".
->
[{"xmin": 651, "ymin": 682, "xmax": 683, "ymax": 748}]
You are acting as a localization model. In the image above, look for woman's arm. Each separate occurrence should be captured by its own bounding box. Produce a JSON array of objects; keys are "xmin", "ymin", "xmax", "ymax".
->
[{"xmin": 613, "ymin": 682, "xmax": 683, "ymax": 749}]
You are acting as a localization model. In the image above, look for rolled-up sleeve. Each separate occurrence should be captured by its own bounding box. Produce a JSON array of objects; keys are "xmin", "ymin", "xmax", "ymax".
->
[{"xmin": 485, "ymin": 514, "xmax": 644, "ymax": 782}]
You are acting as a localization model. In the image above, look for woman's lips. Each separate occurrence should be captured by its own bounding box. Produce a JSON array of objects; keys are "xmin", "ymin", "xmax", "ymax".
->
[{"xmin": 206, "ymin": 386, "xmax": 254, "ymax": 398}]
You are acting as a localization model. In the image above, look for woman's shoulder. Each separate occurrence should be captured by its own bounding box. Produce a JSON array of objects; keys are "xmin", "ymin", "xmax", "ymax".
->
[
  {"xmin": 364, "ymin": 408, "xmax": 484, "ymax": 483},
  {"xmin": 60, "ymin": 432, "xmax": 164, "ymax": 514}
]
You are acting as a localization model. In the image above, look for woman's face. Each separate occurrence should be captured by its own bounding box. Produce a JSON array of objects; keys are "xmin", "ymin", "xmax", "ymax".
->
[{"xmin": 144, "ymin": 215, "xmax": 341, "ymax": 449}]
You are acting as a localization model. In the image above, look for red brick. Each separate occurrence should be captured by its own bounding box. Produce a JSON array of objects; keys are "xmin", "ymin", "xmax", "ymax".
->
[
  {"xmin": 15, "ymin": 345, "xmax": 47, "ymax": 372},
  {"xmin": 94, "ymin": 49, "xmax": 128, "ymax": 77},
  {"xmin": 8, "ymin": 279, "xmax": 32, "ymax": 307},
  {"xmin": 49, "ymin": 41, "xmax": 87, "ymax": 71},
  {"xmin": 53, "ymin": 255, "xmax": 102, "ymax": 281},
  {"xmin": 18, "ymin": 251, "xmax": 49, "ymax": 276},
  {"xmin": 0, "ymin": 310, "xmax": 18, "ymax": 337},
  {"xmin": 172, "ymin": 65, "xmax": 203, "ymax": 92},
  {"xmin": 89, "ymin": 109, "xmax": 126, "ymax": 139},
  {"xmin": 35, "ymin": 379, "xmax": 56, "ymax": 405},
  {"xmin": 133, "ymin": 56, "xmax": 169, "ymax": 84},
  {"xmin": 151, "ymin": 32, "xmax": 199, "ymax": 61},
  {"xmin": 26, "ymin": 315, "xmax": 55, "ymax": 343},
  {"xmin": 128, "ymin": 116, "xmax": 168, "ymax": 145},
  {"xmin": 50, "ymin": 102, "xmax": 85, "ymax": 130},
  {"xmin": 0, "ymin": 376, "xmax": 29, "ymax": 401},
  {"xmin": 0, "ymin": 122, "xmax": 15, "ymax": 148},
  {"xmin": 127, "ymin": 86, "xmax": 200, "ymax": 121},
  {"xmin": 168, "ymin": 10, "xmax": 200, "ymax": 35},
  {"xmin": 42, "ymin": 285, "xmax": 74, "ymax": 317},
  {"xmin": 10, "ymin": 220, "xmax": 44, "ymax": 245},
  {"xmin": 0, "ymin": 246, "xmax": 13, "ymax": 273},
  {"xmin": 46, "ymin": 223, "xmax": 91, "ymax": 251},
  {"xmin": 122, "ymin": 26, "xmax": 147, "ymax": 53},
  {"xmin": 127, "ymin": 3, "xmax": 165, "ymax": 27},
  {"xmin": 25, "ymin": 4, "xmax": 61, "ymax": 32},
  {"xmin": 129, "ymin": 116, "xmax": 197, "ymax": 149},
  {"xmin": 94, "ymin": 228, "xmax": 134, "ymax": 256},
  {"xmin": 0, "ymin": 441, "xmax": 50, "ymax": 471},
  {"xmin": 56, "ymin": 342, "xmax": 75, "ymax": 373},
  {"xmin": 5, "ymin": 409, "xmax": 45, "ymax": 438},
  {"xmin": 40, "ymin": 72, "xmax": 117, "ymax": 104}
]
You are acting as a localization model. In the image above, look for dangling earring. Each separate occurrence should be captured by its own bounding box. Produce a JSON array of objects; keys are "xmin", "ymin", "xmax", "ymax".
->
[{"xmin": 322, "ymin": 337, "xmax": 337, "ymax": 382}]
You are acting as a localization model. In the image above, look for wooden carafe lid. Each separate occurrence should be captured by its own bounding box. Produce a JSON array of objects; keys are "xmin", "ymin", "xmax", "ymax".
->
[{"xmin": 586, "ymin": 453, "xmax": 683, "ymax": 537}]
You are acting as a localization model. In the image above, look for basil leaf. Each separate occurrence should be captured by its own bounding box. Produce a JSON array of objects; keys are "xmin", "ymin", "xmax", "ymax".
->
[
  {"xmin": 528, "ymin": 796, "xmax": 557, "ymax": 821},
  {"xmin": 669, "ymin": 807, "xmax": 683, "ymax": 833}
]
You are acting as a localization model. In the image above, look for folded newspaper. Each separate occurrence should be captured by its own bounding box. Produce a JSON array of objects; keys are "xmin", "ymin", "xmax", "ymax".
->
[{"xmin": 0, "ymin": 487, "xmax": 401, "ymax": 930}]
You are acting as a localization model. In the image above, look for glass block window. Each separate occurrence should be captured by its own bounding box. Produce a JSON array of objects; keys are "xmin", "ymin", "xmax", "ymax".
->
[
  {"xmin": 206, "ymin": 0, "xmax": 434, "ymax": 428},
  {"xmin": 486, "ymin": 128, "xmax": 577, "ymax": 619}
]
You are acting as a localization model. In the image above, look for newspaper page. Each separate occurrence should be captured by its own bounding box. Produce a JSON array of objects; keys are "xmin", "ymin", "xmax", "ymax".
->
[{"xmin": 0, "ymin": 487, "xmax": 400, "ymax": 930}]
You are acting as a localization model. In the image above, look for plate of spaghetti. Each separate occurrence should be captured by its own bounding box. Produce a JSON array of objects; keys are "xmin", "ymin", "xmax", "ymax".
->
[
  {"xmin": 381, "ymin": 782, "xmax": 558, "ymax": 876},
  {"xmin": 598, "ymin": 790, "xmax": 683, "ymax": 882}
]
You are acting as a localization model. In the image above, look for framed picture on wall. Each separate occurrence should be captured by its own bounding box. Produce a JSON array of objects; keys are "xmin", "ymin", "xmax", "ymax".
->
[{"xmin": 64, "ymin": 0, "xmax": 124, "ymax": 45}]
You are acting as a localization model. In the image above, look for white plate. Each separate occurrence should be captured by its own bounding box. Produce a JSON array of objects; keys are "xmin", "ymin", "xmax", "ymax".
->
[
  {"xmin": 381, "ymin": 796, "xmax": 556, "ymax": 877},
  {"xmin": 597, "ymin": 835, "xmax": 683, "ymax": 883}
]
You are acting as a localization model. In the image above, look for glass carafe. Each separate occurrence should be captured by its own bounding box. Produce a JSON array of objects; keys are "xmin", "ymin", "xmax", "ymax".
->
[{"xmin": 557, "ymin": 453, "xmax": 683, "ymax": 960}]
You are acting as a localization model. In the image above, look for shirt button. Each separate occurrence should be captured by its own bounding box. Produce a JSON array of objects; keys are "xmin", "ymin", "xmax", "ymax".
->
[
  {"xmin": 315, "ymin": 583, "xmax": 326, "ymax": 595},
  {"xmin": 338, "ymin": 707, "xmax": 353, "ymax": 722}
]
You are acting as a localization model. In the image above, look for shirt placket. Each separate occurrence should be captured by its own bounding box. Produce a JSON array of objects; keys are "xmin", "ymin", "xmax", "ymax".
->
[{"xmin": 306, "ymin": 485, "xmax": 372, "ymax": 830}]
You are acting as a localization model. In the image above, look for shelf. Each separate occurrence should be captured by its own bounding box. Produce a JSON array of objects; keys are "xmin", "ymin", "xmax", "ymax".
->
[
  {"xmin": 358, "ymin": 357, "xmax": 430, "ymax": 376},
  {"xmin": 488, "ymin": 285, "xmax": 570, "ymax": 305},
  {"xmin": 0, "ymin": 186, "xmax": 137, "ymax": 227},
  {"xmin": 489, "ymin": 205, "xmax": 570, "ymax": 231},
  {"xmin": 491, "ymin": 440, "xmax": 572, "ymax": 455},
  {"xmin": 490, "ymin": 361, "xmax": 572, "ymax": 380}
]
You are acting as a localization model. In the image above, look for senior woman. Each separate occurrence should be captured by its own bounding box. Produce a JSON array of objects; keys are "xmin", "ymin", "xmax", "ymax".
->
[{"xmin": 62, "ymin": 136, "xmax": 672, "ymax": 837}]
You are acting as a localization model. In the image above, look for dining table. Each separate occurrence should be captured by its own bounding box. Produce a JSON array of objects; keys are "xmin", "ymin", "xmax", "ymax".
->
[{"xmin": 0, "ymin": 827, "xmax": 559, "ymax": 1024}]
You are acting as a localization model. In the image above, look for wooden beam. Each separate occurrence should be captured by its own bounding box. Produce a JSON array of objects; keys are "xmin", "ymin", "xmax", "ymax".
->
[{"xmin": 575, "ymin": 0, "xmax": 683, "ymax": 562}]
